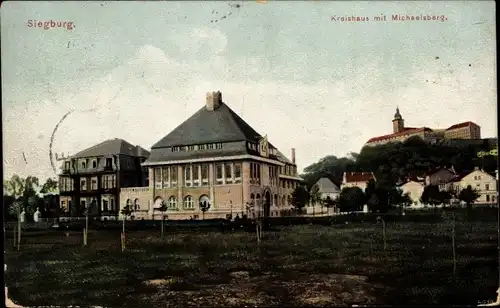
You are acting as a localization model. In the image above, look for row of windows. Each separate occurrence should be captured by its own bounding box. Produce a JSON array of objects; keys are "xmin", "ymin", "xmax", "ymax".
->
[
  {"xmin": 153, "ymin": 163, "xmax": 243, "ymax": 188},
  {"xmin": 280, "ymin": 164, "xmax": 297, "ymax": 176},
  {"xmin": 154, "ymin": 166, "xmax": 178, "ymax": 188},
  {"xmin": 486, "ymin": 195, "xmax": 496, "ymax": 202},
  {"xmin": 61, "ymin": 197, "xmax": 117, "ymax": 212},
  {"xmin": 75, "ymin": 175, "xmax": 116, "ymax": 191},
  {"xmin": 170, "ymin": 143, "xmax": 223, "ymax": 152},
  {"xmin": 64, "ymin": 157, "xmax": 116, "ymax": 171},
  {"xmin": 250, "ymin": 193, "xmax": 292, "ymax": 206},
  {"xmin": 282, "ymin": 180, "xmax": 298, "ymax": 190},
  {"xmin": 151, "ymin": 193, "xmax": 294, "ymax": 211},
  {"xmin": 154, "ymin": 195, "xmax": 206, "ymax": 210},
  {"xmin": 215, "ymin": 162, "xmax": 242, "ymax": 185},
  {"xmin": 247, "ymin": 142, "xmax": 277, "ymax": 156}
]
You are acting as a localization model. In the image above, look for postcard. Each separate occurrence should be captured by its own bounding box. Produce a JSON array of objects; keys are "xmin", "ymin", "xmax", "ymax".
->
[{"xmin": 2, "ymin": 1, "xmax": 497, "ymax": 307}]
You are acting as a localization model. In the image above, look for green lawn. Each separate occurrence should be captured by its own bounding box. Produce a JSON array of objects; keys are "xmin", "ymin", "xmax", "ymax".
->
[{"xmin": 4, "ymin": 211, "xmax": 499, "ymax": 307}]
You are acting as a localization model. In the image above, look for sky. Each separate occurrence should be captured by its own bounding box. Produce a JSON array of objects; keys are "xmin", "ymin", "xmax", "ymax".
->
[{"xmin": 1, "ymin": 1, "xmax": 497, "ymax": 182}]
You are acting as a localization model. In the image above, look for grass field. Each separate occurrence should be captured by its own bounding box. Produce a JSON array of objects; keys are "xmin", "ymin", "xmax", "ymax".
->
[{"xmin": 4, "ymin": 210, "xmax": 499, "ymax": 307}]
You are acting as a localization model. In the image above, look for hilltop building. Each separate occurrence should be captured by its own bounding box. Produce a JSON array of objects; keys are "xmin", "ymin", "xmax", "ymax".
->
[
  {"xmin": 120, "ymin": 91, "xmax": 302, "ymax": 220},
  {"xmin": 58, "ymin": 138, "xmax": 149, "ymax": 219},
  {"xmin": 365, "ymin": 107, "xmax": 481, "ymax": 147}
]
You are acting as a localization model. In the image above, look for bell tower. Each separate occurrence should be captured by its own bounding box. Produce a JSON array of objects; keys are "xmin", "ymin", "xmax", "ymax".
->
[{"xmin": 392, "ymin": 107, "xmax": 405, "ymax": 133}]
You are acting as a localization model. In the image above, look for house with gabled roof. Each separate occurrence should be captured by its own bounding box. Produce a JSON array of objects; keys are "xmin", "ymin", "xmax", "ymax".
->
[
  {"xmin": 449, "ymin": 168, "xmax": 497, "ymax": 205},
  {"xmin": 122, "ymin": 91, "xmax": 302, "ymax": 220},
  {"xmin": 58, "ymin": 138, "xmax": 150, "ymax": 219},
  {"xmin": 314, "ymin": 177, "xmax": 341, "ymax": 200},
  {"xmin": 341, "ymin": 172, "xmax": 376, "ymax": 192}
]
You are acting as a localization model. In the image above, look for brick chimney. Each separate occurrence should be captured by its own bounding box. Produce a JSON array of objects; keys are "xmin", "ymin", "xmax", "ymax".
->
[
  {"xmin": 206, "ymin": 91, "xmax": 222, "ymax": 111},
  {"xmin": 136, "ymin": 145, "xmax": 142, "ymax": 157},
  {"xmin": 291, "ymin": 148, "xmax": 296, "ymax": 164}
]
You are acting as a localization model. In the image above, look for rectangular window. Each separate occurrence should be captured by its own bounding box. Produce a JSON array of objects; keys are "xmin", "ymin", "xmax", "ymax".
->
[
  {"xmin": 155, "ymin": 168, "xmax": 162, "ymax": 189},
  {"xmin": 256, "ymin": 164, "xmax": 261, "ymax": 184},
  {"xmin": 106, "ymin": 158, "xmax": 112, "ymax": 168},
  {"xmin": 216, "ymin": 163, "xmax": 223, "ymax": 184},
  {"xmin": 162, "ymin": 167, "xmax": 169, "ymax": 188},
  {"xmin": 201, "ymin": 164, "xmax": 209, "ymax": 185},
  {"xmin": 193, "ymin": 165, "xmax": 200, "ymax": 186},
  {"xmin": 102, "ymin": 199, "xmax": 109, "ymax": 212},
  {"xmin": 81, "ymin": 161, "xmax": 86, "ymax": 169},
  {"xmin": 225, "ymin": 163, "xmax": 233, "ymax": 184},
  {"xmin": 80, "ymin": 179, "xmax": 87, "ymax": 191},
  {"xmin": 171, "ymin": 167, "xmax": 178, "ymax": 187},
  {"xmin": 486, "ymin": 184, "xmax": 490, "ymax": 190},
  {"xmin": 64, "ymin": 161, "xmax": 70, "ymax": 170},
  {"xmin": 487, "ymin": 195, "xmax": 490, "ymax": 202},
  {"xmin": 184, "ymin": 165, "xmax": 192, "ymax": 187},
  {"xmin": 234, "ymin": 163, "xmax": 242, "ymax": 183},
  {"xmin": 91, "ymin": 178, "xmax": 97, "ymax": 190},
  {"xmin": 92, "ymin": 160, "xmax": 97, "ymax": 168}
]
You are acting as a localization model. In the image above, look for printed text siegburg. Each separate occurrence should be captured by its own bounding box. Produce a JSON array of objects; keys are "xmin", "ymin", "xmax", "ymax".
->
[{"xmin": 27, "ymin": 20, "xmax": 75, "ymax": 31}]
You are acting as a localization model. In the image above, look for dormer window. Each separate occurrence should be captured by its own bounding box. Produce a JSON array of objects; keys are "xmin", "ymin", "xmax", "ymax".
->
[{"xmin": 81, "ymin": 161, "xmax": 86, "ymax": 169}]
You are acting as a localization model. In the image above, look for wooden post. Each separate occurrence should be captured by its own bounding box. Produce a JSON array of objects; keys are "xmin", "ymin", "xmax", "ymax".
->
[
  {"xmin": 382, "ymin": 218, "xmax": 387, "ymax": 255},
  {"xmin": 161, "ymin": 216, "xmax": 164, "ymax": 239},
  {"xmin": 83, "ymin": 228, "xmax": 87, "ymax": 246},
  {"xmin": 17, "ymin": 207, "xmax": 21, "ymax": 251},
  {"xmin": 452, "ymin": 213, "xmax": 456, "ymax": 277},
  {"xmin": 13, "ymin": 225, "xmax": 16, "ymax": 248},
  {"xmin": 121, "ymin": 217, "xmax": 126, "ymax": 251}
]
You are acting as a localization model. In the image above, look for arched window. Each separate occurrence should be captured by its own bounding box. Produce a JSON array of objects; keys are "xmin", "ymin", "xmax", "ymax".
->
[
  {"xmin": 274, "ymin": 194, "xmax": 278, "ymax": 207},
  {"xmin": 134, "ymin": 198, "xmax": 140, "ymax": 210},
  {"xmin": 153, "ymin": 197, "xmax": 163, "ymax": 209},
  {"xmin": 184, "ymin": 196, "xmax": 194, "ymax": 209},
  {"xmin": 256, "ymin": 194, "xmax": 261, "ymax": 206},
  {"xmin": 250, "ymin": 193, "xmax": 255, "ymax": 205},
  {"xmin": 199, "ymin": 195, "xmax": 210, "ymax": 209},
  {"xmin": 126, "ymin": 199, "xmax": 132, "ymax": 208},
  {"xmin": 168, "ymin": 196, "xmax": 177, "ymax": 209}
]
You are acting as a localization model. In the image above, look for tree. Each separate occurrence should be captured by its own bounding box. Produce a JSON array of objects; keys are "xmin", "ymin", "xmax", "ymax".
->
[
  {"xmin": 4, "ymin": 175, "xmax": 25, "ymax": 199},
  {"xmin": 40, "ymin": 178, "xmax": 58, "ymax": 194},
  {"xmin": 291, "ymin": 186, "xmax": 310, "ymax": 213},
  {"xmin": 157, "ymin": 201, "xmax": 168, "ymax": 239},
  {"xmin": 338, "ymin": 187, "xmax": 365, "ymax": 212},
  {"xmin": 4, "ymin": 175, "xmax": 43, "ymax": 220},
  {"xmin": 420, "ymin": 185, "xmax": 442, "ymax": 208},
  {"xmin": 120, "ymin": 204, "xmax": 132, "ymax": 251},
  {"xmin": 458, "ymin": 185, "xmax": 480, "ymax": 213},
  {"xmin": 309, "ymin": 184, "xmax": 321, "ymax": 216},
  {"xmin": 200, "ymin": 200, "xmax": 210, "ymax": 220}
]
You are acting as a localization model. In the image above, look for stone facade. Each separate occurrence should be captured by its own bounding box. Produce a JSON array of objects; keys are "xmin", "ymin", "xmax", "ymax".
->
[{"xmin": 119, "ymin": 160, "xmax": 300, "ymax": 220}]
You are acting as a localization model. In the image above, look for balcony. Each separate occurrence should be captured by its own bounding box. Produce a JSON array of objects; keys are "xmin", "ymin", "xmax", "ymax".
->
[{"xmin": 61, "ymin": 169, "xmax": 71, "ymax": 175}]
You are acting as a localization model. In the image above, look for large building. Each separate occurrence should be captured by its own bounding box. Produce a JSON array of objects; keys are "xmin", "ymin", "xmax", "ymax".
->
[
  {"xmin": 58, "ymin": 138, "xmax": 150, "ymax": 219},
  {"xmin": 120, "ymin": 91, "xmax": 302, "ymax": 220},
  {"xmin": 365, "ymin": 108, "xmax": 481, "ymax": 147}
]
